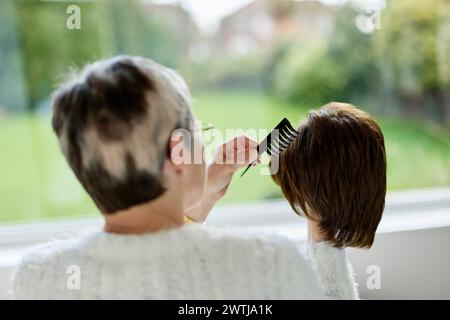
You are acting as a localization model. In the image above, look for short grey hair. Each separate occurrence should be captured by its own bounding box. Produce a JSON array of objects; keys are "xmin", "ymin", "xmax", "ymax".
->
[{"xmin": 52, "ymin": 56, "xmax": 193, "ymax": 213}]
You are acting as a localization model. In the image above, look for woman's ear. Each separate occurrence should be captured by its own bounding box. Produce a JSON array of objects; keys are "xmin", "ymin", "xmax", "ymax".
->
[{"xmin": 166, "ymin": 130, "xmax": 186, "ymax": 175}]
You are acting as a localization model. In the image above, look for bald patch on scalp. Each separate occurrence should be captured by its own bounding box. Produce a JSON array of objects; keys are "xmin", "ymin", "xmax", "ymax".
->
[{"xmin": 80, "ymin": 90, "xmax": 180, "ymax": 180}]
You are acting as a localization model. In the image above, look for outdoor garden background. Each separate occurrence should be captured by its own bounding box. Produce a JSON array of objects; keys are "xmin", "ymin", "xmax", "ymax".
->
[{"xmin": 0, "ymin": 0, "xmax": 449, "ymax": 223}]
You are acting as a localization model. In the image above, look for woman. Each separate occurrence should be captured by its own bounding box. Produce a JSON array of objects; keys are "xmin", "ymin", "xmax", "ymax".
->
[{"xmin": 13, "ymin": 56, "xmax": 358, "ymax": 299}]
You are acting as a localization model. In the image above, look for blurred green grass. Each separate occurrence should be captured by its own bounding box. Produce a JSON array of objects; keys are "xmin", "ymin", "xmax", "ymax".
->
[{"xmin": 1, "ymin": 90, "xmax": 449, "ymax": 223}]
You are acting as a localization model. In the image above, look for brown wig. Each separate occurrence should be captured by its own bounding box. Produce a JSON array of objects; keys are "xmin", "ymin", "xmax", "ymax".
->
[{"xmin": 271, "ymin": 102, "xmax": 387, "ymax": 248}]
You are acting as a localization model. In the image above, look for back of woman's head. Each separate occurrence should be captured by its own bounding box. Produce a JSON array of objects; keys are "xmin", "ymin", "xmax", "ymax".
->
[
  {"xmin": 52, "ymin": 56, "xmax": 193, "ymax": 214},
  {"xmin": 272, "ymin": 102, "xmax": 387, "ymax": 248}
]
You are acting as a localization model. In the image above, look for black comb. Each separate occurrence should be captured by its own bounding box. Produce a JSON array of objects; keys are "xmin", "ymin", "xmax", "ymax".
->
[{"xmin": 240, "ymin": 118, "xmax": 298, "ymax": 177}]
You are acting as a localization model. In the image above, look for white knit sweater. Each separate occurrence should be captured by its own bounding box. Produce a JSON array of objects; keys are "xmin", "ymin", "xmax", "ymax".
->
[{"xmin": 13, "ymin": 223, "xmax": 358, "ymax": 300}]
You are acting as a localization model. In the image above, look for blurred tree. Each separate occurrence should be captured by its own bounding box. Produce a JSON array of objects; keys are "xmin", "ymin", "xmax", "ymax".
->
[
  {"xmin": 0, "ymin": 0, "xmax": 29, "ymax": 112},
  {"xmin": 13, "ymin": 0, "xmax": 178, "ymax": 112},
  {"xmin": 96, "ymin": 0, "xmax": 178, "ymax": 68},
  {"xmin": 374, "ymin": 0, "xmax": 450, "ymax": 126},
  {"xmin": 271, "ymin": 0, "xmax": 450, "ymax": 127},
  {"xmin": 272, "ymin": 4, "xmax": 377, "ymax": 108},
  {"xmin": 16, "ymin": 0, "xmax": 102, "ymax": 111}
]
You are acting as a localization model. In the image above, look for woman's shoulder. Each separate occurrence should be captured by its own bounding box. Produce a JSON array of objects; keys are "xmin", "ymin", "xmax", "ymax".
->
[
  {"xmin": 192, "ymin": 224, "xmax": 323, "ymax": 298},
  {"xmin": 14, "ymin": 224, "xmax": 306, "ymax": 264},
  {"xmin": 196, "ymin": 223, "xmax": 297, "ymax": 249},
  {"xmin": 12, "ymin": 234, "xmax": 90, "ymax": 299},
  {"xmin": 191, "ymin": 224, "xmax": 313, "ymax": 266},
  {"xmin": 15, "ymin": 224, "xmax": 306, "ymax": 262},
  {"xmin": 12, "ymin": 224, "xmax": 324, "ymax": 299}
]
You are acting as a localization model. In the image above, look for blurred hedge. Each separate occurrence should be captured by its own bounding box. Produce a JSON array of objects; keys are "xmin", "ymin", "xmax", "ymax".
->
[{"xmin": 269, "ymin": 1, "xmax": 450, "ymax": 126}]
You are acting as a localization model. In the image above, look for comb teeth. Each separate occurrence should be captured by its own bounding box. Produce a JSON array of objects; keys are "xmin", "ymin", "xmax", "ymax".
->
[
  {"xmin": 267, "ymin": 130, "xmax": 297, "ymax": 156},
  {"xmin": 241, "ymin": 118, "xmax": 298, "ymax": 177}
]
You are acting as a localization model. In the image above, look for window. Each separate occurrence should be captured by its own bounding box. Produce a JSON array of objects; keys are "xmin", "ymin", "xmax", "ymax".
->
[{"xmin": 0, "ymin": 0, "xmax": 449, "ymax": 223}]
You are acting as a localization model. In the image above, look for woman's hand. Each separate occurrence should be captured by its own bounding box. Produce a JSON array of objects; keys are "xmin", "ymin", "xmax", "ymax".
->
[
  {"xmin": 208, "ymin": 135, "xmax": 259, "ymax": 197},
  {"xmin": 186, "ymin": 135, "xmax": 259, "ymax": 222}
]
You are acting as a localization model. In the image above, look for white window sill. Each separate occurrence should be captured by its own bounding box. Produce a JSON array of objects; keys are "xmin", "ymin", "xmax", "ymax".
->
[{"xmin": 1, "ymin": 186, "xmax": 450, "ymax": 269}]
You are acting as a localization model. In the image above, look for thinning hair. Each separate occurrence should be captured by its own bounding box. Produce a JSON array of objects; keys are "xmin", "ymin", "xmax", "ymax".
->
[
  {"xmin": 52, "ymin": 56, "xmax": 193, "ymax": 214},
  {"xmin": 272, "ymin": 102, "xmax": 387, "ymax": 248}
]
